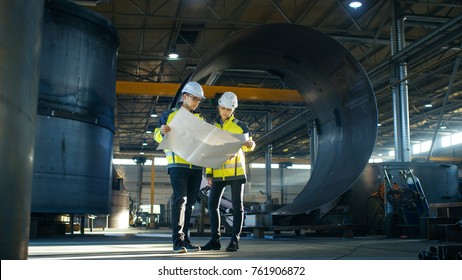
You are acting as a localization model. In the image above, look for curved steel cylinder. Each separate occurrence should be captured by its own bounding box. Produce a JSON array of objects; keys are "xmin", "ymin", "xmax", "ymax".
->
[
  {"xmin": 0, "ymin": 0, "xmax": 44, "ymax": 260},
  {"xmin": 32, "ymin": 0, "xmax": 119, "ymax": 214},
  {"xmin": 191, "ymin": 24, "xmax": 378, "ymax": 215}
]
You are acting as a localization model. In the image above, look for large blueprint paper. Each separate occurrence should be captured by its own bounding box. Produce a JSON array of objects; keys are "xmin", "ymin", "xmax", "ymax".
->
[{"xmin": 157, "ymin": 107, "xmax": 248, "ymax": 168}]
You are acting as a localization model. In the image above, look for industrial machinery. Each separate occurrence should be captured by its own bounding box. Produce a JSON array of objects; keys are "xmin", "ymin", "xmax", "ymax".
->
[
  {"xmin": 381, "ymin": 166, "xmax": 430, "ymax": 237},
  {"xmin": 237, "ymin": 162, "xmax": 460, "ymax": 238}
]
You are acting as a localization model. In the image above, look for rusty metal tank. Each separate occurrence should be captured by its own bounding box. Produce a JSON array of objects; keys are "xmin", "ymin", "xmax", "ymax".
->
[{"xmin": 32, "ymin": 0, "xmax": 119, "ymax": 214}]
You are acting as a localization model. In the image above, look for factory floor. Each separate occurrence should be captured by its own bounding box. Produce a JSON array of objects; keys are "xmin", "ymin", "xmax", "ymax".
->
[
  {"xmin": 27, "ymin": 227, "xmax": 457, "ymax": 260},
  {"xmin": 0, "ymin": 227, "xmax": 451, "ymax": 280}
]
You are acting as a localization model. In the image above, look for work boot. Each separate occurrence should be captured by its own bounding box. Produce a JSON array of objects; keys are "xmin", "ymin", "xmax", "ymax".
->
[
  {"xmin": 173, "ymin": 239, "xmax": 187, "ymax": 253},
  {"xmin": 225, "ymin": 239, "xmax": 239, "ymax": 252},
  {"xmin": 184, "ymin": 239, "xmax": 201, "ymax": 252},
  {"xmin": 200, "ymin": 239, "xmax": 221, "ymax": 250}
]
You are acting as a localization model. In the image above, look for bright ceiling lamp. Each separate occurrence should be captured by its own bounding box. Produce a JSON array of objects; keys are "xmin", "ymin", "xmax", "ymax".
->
[
  {"xmin": 349, "ymin": 1, "xmax": 362, "ymax": 9},
  {"xmin": 150, "ymin": 108, "xmax": 158, "ymax": 117},
  {"xmin": 168, "ymin": 46, "xmax": 179, "ymax": 59}
]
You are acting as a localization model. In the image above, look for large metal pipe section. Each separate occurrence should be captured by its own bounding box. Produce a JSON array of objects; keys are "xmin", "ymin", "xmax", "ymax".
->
[
  {"xmin": 0, "ymin": 0, "xmax": 44, "ymax": 260},
  {"xmin": 191, "ymin": 24, "xmax": 378, "ymax": 215},
  {"xmin": 32, "ymin": 0, "xmax": 119, "ymax": 214}
]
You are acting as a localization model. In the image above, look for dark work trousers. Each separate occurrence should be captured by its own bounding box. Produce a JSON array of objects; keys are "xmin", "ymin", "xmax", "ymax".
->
[
  {"xmin": 208, "ymin": 179, "xmax": 245, "ymax": 242},
  {"xmin": 168, "ymin": 167, "xmax": 203, "ymax": 243}
]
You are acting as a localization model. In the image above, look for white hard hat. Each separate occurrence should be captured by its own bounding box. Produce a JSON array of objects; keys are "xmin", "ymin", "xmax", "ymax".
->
[
  {"xmin": 182, "ymin": 81, "xmax": 205, "ymax": 99},
  {"xmin": 218, "ymin": 91, "xmax": 238, "ymax": 109}
]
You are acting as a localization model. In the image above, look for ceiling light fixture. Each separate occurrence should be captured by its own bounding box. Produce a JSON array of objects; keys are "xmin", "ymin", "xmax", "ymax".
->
[
  {"xmin": 168, "ymin": 46, "xmax": 179, "ymax": 59},
  {"xmin": 146, "ymin": 125, "xmax": 154, "ymax": 134},
  {"xmin": 349, "ymin": 1, "xmax": 362, "ymax": 9},
  {"xmin": 150, "ymin": 108, "xmax": 158, "ymax": 117}
]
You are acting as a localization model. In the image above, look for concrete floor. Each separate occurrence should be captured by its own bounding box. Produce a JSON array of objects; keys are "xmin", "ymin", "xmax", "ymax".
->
[{"xmin": 27, "ymin": 227, "xmax": 454, "ymax": 260}]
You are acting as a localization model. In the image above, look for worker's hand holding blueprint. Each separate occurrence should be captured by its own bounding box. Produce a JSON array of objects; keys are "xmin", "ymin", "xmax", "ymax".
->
[{"xmin": 157, "ymin": 107, "xmax": 248, "ymax": 168}]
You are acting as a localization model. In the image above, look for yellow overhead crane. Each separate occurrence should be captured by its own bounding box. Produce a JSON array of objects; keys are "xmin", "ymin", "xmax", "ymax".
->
[{"xmin": 116, "ymin": 81, "xmax": 303, "ymax": 103}]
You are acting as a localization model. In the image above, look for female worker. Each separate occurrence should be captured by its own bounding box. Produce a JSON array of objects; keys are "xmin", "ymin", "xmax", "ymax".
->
[{"xmin": 201, "ymin": 91, "xmax": 256, "ymax": 252}]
